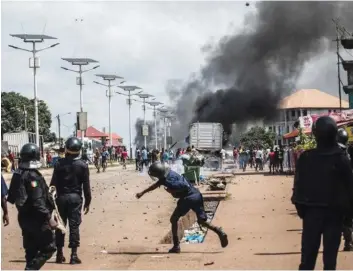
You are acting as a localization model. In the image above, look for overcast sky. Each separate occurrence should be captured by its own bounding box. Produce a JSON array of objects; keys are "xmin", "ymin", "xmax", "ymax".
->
[{"xmin": 1, "ymin": 1, "xmax": 350, "ymax": 143}]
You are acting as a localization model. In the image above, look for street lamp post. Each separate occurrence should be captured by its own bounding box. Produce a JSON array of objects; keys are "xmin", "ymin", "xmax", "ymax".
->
[
  {"xmin": 147, "ymin": 101, "xmax": 163, "ymax": 149},
  {"xmin": 9, "ymin": 34, "xmax": 60, "ymax": 146},
  {"xmin": 94, "ymin": 75, "xmax": 124, "ymax": 147},
  {"xmin": 158, "ymin": 108, "xmax": 169, "ymax": 150},
  {"xmin": 137, "ymin": 93, "xmax": 154, "ymax": 147},
  {"xmin": 117, "ymin": 86, "xmax": 142, "ymax": 158},
  {"xmin": 61, "ymin": 58, "xmax": 100, "ymax": 142}
]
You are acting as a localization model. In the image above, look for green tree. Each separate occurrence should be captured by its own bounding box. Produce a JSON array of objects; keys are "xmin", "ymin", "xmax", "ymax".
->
[
  {"xmin": 239, "ymin": 126, "xmax": 276, "ymax": 149},
  {"xmin": 1, "ymin": 91, "xmax": 53, "ymax": 141}
]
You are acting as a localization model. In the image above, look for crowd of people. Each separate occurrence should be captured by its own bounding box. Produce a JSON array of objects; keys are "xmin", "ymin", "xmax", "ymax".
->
[{"xmin": 231, "ymin": 145, "xmax": 298, "ymax": 174}]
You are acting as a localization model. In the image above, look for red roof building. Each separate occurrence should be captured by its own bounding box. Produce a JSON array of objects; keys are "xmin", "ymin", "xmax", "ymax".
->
[{"xmin": 77, "ymin": 126, "xmax": 123, "ymax": 146}]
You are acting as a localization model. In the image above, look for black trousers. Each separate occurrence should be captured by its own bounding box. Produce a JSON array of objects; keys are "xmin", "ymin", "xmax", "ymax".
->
[
  {"xmin": 55, "ymin": 193, "xmax": 82, "ymax": 249},
  {"xmin": 170, "ymin": 192, "xmax": 207, "ymax": 246},
  {"xmin": 19, "ymin": 215, "xmax": 56, "ymax": 270},
  {"xmin": 299, "ymin": 207, "xmax": 344, "ymax": 270},
  {"xmin": 135, "ymin": 159, "xmax": 140, "ymax": 170}
]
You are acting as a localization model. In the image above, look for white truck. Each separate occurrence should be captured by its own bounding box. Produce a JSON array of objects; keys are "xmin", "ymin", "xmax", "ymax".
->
[{"xmin": 188, "ymin": 122, "xmax": 223, "ymax": 169}]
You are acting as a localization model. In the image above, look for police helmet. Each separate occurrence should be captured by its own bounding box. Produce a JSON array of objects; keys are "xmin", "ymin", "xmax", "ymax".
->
[
  {"xmin": 19, "ymin": 143, "xmax": 42, "ymax": 169},
  {"xmin": 337, "ymin": 128, "xmax": 348, "ymax": 149},
  {"xmin": 148, "ymin": 162, "xmax": 168, "ymax": 181},
  {"xmin": 65, "ymin": 137, "xmax": 82, "ymax": 155},
  {"xmin": 312, "ymin": 116, "xmax": 338, "ymax": 145},
  {"xmin": 20, "ymin": 143, "xmax": 40, "ymax": 162}
]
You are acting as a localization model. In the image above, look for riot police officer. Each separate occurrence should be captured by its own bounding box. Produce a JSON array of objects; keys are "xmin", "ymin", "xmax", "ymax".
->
[
  {"xmin": 291, "ymin": 116, "xmax": 353, "ymax": 270},
  {"xmin": 7, "ymin": 143, "xmax": 57, "ymax": 270},
  {"xmin": 50, "ymin": 137, "xmax": 92, "ymax": 264},
  {"xmin": 337, "ymin": 128, "xmax": 353, "ymax": 251}
]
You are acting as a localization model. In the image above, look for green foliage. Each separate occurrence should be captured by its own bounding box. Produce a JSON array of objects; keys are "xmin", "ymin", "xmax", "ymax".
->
[
  {"xmin": 239, "ymin": 126, "xmax": 276, "ymax": 149},
  {"xmin": 1, "ymin": 91, "xmax": 53, "ymax": 141},
  {"xmin": 294, "ymin": 127, "xmax": 316, "ymax": 151}
]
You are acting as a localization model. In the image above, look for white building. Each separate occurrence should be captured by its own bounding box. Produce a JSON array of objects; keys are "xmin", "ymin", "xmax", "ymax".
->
[{"xmin": 266, "ymin": 89, "xmax": 349, "ymax": 146}]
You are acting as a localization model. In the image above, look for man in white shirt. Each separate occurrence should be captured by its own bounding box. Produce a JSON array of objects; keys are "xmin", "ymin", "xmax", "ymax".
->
[
  {"xmin": 220, "ymin": 149, "xmax": 226, "ymax": 170},
  {"xmin": 255, "ymin": 148, "xmax": 263, "ymax": 171}
]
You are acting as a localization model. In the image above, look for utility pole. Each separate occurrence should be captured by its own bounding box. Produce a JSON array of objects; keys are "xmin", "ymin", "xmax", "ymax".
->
[
  {"xmin": 335, "ymin": 24, "xmax": 343, "ymax": 111},
  {"xmin": 61, "ymin": 58, "xmax": 100, "ymax": 142},
  {"xmin": 333, "ymin": 18, "xmax": 353, "ymax": 109},
  {"xmin": 56, "ymin": 112, "xmax": 71, "ymax": 145},
  {"xmin": 23, "ymin": 105, "xmax": 28, "ymax": 132},
  {"xmin": 57, "ymin": 114, "xmax": 61, "ymax": 144},
  {"xmin": 94, "ymin": 75, "xmax": 124, "ymax": 147},
  {"xmin": 9, "ymin": 34, "xmax": 60, "ymax": 146}
]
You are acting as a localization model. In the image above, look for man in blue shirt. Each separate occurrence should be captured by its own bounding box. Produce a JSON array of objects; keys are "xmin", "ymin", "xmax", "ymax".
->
[
  {"xmin": 1, "ymin": 174, "xmax": 9, "ymax": 226},
  {"xmin": 101, "ymin": 148, "xmax": 109, "ymax": 172},
  {"xmin": 136, "ymin": 162, "xmax": 228, "ymax": 253}
]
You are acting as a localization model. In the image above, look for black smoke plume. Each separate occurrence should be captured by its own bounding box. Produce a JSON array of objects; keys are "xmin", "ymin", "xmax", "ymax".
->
[
  {"xmin": 167, "ymin": 1, "xmax": 353, "ymax": 143},
  {"xmin": 134, "ymin": 118, "xmax": 155, "ymax": 149}
]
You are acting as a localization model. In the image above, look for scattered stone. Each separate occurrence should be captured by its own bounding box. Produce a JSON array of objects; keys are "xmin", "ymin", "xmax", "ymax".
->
[
  {"xmin": 204, "ymin": 261, "xmax": 214, "ymax": 266},
  {"xmin": 123, "ymin": 237, "xmax": 128, "ymax": 240}
]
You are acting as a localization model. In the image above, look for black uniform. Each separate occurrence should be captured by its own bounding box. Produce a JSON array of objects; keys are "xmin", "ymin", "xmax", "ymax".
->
[
  {"xmin": 337, "ymin": 128, "xmax": 353, "ymax": 251},
  {"xmin": 7, "ymin": 168, "xmax": 56, "ymax": 270},
  {"xmin": 292, "ymin": 117, "xmax": 353, "ymax": 270},
  {"xmin": 50, "ymin": 156, "xmax": 91, "ymax": 260}
]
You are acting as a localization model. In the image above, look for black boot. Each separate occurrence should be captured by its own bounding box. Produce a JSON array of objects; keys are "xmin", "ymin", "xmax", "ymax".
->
[
  {"xmin": 70, "ymin": 248, "xmax": 82, "ymax": 264},
  {"xmin": 169, "ymin": 236, "xmax": 181, "ymax": 253},
  {"xmin": 214, "ymin": 227, "xmax": 229, "ymax": 248},
  {"xmin": 56, "ymin": 247, "xmax": 66, "ymax": 263},
  {"xmin": 199, "ymin": 221, "xmax": 229, "ymax": 248}
]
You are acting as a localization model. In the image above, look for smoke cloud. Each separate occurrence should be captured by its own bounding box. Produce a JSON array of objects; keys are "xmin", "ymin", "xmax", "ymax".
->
[
  {"xmin": 167, "ymin": 1, "xmax": 353, "ymax": 143},
  {"xmin": 134, "ymin": 118, "xmax": 155, "ymax": 149}
]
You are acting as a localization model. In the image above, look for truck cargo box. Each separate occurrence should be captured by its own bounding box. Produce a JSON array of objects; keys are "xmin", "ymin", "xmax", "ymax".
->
[{"xmin": 189, "ymin": 122, "xmax": 223, "ymax": 151}]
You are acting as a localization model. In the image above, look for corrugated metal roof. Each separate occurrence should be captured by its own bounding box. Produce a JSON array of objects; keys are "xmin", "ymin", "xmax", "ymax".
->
[{"xmin": 280, "ymin": 89, "xmax": 349, "ymax": 109}]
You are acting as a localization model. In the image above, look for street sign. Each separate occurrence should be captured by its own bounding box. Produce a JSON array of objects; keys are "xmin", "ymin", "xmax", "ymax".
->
[
  {"xmin": 142, "ymin": 125, "xmax": 149, "ymax": 136},
  {"xmin": 167, "ymin": 136, "xmax": 173, "ymax": 145},
  {"xmin": 76, "ymin": 112, "xmax": 88, "ymax": 131}
]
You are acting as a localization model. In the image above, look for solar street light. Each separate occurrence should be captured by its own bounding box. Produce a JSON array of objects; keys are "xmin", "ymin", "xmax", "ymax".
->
[
  {"xmin": 94, "ymin": 74, "xmax": 124, "ymax": 147},
  {"xmin": 9, "ymin": 34, "xmax": 60, "ymax": 147},
  {"xmin": 61, "ymin": 58, "xmax": 100, "ymax": 141}
]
